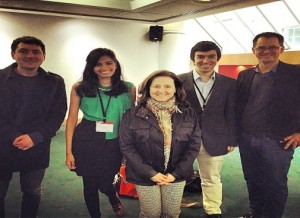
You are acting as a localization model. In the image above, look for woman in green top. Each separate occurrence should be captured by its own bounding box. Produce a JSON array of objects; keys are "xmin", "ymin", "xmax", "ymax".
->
[{"xmin": 65, "ymin": 48, "xmax": 136, "ymax": 218}]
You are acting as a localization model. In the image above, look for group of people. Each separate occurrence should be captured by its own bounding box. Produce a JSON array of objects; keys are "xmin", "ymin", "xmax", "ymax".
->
[{"xmin": 0, "ymin": 32, "xmax": 299, "ymax": 218}]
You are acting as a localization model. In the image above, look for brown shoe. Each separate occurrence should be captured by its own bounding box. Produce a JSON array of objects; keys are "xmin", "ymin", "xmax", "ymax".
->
[
  {"xmin": 113, "ymin": 204, "xmax": 125, "ymax": 217},
  {"xmin": 238, "ymin": 213, "xmax": 253, "ymax": 218}
]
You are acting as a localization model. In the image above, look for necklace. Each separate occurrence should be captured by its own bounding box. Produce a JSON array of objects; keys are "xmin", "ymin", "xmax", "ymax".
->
[{"xmin": 98, "ymin": 87, "xmax": 111, "ymax": 91}]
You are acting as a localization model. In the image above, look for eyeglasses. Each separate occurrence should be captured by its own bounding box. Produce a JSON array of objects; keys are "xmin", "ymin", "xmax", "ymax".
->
[{"xmin": 254, "ymin": 46, "xmax": 281, "ymax": 52}]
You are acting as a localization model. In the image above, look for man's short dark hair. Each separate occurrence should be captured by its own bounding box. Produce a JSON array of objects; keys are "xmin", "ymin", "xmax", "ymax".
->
[
  {"xmin": 11, "ymin": 36, "xmax": 46, "ymax": 54},
  {"xmin": 253, "ymin": 32, "xmax": 284, "ymax": 47},
  {"xmin": 190, "ymin": 41, "xmax": 222, "ymax": 61}
]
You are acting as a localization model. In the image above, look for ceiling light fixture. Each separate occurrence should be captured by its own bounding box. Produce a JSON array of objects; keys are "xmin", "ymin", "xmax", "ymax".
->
[{"xmin": 192, "ymin": 0, "xmax": 217, "ymax": 3}]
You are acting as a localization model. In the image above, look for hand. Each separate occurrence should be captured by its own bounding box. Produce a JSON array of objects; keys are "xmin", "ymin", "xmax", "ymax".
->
[
  {"xmin": 227, "ymin": 146, "xmax": 235, "ymax": 153},
  {"xmin": 150, "ymin": 173, "xmax": 169, "ymax": 185},
  {"xmin": 12, "ymin": 134, "xmax": 34, "ymax": 150},
  {"xmin": 283, "ymin": 133, "xmax": 300, "ymax": 150},
  {"xmin": 66, "ymin": 153, "xmax": 76, "ymax": 170},
  {"xmin": 165, "ymin": 173, "xmax": 176, "ymax": 183}
]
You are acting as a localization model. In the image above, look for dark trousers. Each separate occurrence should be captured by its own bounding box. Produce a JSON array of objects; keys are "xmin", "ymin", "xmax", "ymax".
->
[
  {"xmin": 82, "ymin": 176, "xmax": 121, "ymax": 218},
  {"xmin": 239, "ymin": 132, "xmax": 294, "ymax": 218},
  {"xmin": 0, "ymin": 169, "xmax": 45, "ymax": 218}
]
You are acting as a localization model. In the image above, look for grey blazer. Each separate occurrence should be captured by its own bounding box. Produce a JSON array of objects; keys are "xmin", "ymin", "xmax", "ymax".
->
[{"xmin": 179, "ymin": 72, "xmax": 237, "ymax": 156}]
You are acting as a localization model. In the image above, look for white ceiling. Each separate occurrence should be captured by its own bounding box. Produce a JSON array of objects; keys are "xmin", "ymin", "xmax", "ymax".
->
[
  {"xmin": 0, "ymin": 0, "xmax": 278, "ymax": 24},
  {"xmin": 190, "ymin": 0, "xmax": 300, "ymax": 53}
]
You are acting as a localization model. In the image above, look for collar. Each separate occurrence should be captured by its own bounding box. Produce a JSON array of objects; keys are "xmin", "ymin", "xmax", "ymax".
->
[
  {"xmin": 254, "ymin": 62, "xmax": 279, "ymax": 74},
  {"xmin": 136, "ymin": 106, "xmax": 154, "ymax": 118},
  {"xmin": 192, "ymin": 69, "xmax": 216, "ymax": 82},
  {"xmin": 3, "ymin": 63, "xmax": 50, "ymax": 80}
]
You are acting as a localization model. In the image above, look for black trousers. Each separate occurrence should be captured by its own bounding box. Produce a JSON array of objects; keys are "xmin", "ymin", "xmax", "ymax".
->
[
  {"xmin": 82, "ymin": 176, "xmax": 121, "ymax": 218},
  {"xmin": 0, "ymin": 169, "xmax": 45, "ymax": 218}
]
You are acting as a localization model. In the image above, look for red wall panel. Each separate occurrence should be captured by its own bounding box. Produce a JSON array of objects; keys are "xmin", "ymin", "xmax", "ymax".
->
[{"xmin": 218, "ymin": 65, "xmax": 254, "ymax": 79}]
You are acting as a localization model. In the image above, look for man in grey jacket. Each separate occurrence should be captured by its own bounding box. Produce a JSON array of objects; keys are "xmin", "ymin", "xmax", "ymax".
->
[
  {"xmin": 0, "ymin": 36, "xmax": 67, "ymax": 218},
  {"xmin": 179, "ymin": 41, "xmax": 237, "ymax": 218}
]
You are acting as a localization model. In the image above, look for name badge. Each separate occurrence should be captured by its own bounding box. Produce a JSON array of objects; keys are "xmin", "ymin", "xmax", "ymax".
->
[{"xmin": 96, "ymin": 121, "xmax": 114, "ymax": 133}]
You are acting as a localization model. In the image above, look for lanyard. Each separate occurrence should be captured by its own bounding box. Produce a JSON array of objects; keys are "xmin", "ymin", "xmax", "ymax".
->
[
  {"xmin": 193, "ymin": 78, "xmax": 215, "ymax": 109},
  {"xmin": 97, "ymin": 89, "xmax": 112, "ymax": 122}
]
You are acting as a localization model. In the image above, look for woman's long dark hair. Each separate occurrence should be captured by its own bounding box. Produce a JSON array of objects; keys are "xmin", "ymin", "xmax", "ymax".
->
[
  {"xmin": 76, "ymin": 48, "xmax": 128, "ymax": 97},
  {"xmin": 137, "ymin": 70, "xmax": 187, "ymax": 107}
]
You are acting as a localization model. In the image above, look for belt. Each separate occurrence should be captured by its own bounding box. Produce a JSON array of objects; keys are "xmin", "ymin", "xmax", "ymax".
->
[{"xmin": 245, "ymin": 131, "xmax": 283, "ymax": 143}]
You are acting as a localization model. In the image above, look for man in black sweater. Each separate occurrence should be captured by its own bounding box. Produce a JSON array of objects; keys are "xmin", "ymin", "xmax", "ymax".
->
[{"xmin": 0, "ymin": 36, "xmax": 67, "ymax": 218}]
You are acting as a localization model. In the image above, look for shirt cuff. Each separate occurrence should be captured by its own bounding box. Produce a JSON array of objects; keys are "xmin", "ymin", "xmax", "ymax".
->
[{"xmin": 28, "ymin": 132, "xmax": 44, "ymax": 146}]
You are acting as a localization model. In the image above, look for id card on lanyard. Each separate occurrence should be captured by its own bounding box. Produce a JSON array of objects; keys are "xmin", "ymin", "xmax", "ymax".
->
[
  {"xmin": 96, "ymin": 121, "xmax": 114, "ymax": 132},
  {"xmin": 96, "ymin": 89, "xmax": 114, "ymax": 133}
]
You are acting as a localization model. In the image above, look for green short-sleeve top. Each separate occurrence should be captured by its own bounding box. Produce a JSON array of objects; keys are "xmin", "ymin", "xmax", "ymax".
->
[{"xmin": 80, "ymin": 81, "xmax": 134, "ymax": 139}]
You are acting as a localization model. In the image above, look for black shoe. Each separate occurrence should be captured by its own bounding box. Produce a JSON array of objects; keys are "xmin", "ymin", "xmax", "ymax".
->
[
  {"xmin": 206, "ymin": 214, "xmax": 222, "ymax": 218},
  {"xmin": 238, "ymin": 213, "xmax": 253, "ymax": 218}
]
